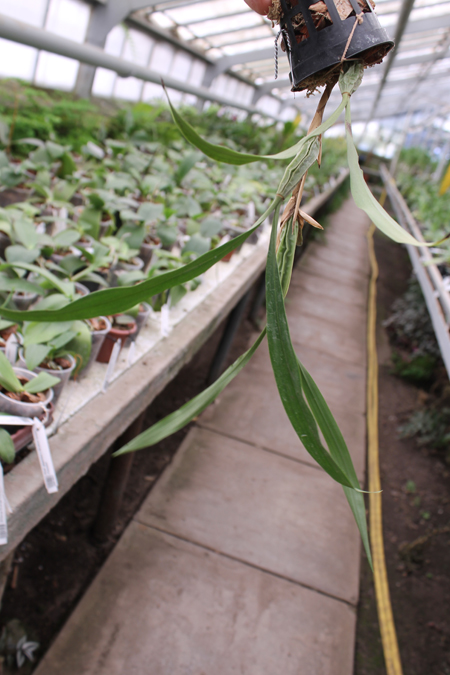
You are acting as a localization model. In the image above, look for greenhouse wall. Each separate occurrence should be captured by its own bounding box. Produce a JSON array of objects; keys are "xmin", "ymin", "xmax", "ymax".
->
[{"xmin": 0, "ymin": 0, "xmax": 279, "ymax": 114}]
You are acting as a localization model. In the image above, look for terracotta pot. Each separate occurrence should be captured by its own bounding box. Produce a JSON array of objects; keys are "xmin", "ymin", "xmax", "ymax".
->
[
  {"xmin": 0, "ymin": 367, "xmax": 54, "ymax": 417},
  {"xmin": 221, "ymin": 249, "xmax": 237, "ymax": 263},
  {"xmin": 96, "ymin": 319, "xmax": 137, "ymax": 364}
]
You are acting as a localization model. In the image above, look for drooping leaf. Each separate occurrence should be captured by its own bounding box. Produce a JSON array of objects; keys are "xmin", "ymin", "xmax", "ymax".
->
[
  {"xmin": 114, "ymin": 329, "xmax": 267, "ymax": 455},
  {"xmin": 0, "ymin": 351, "xmax": 23, "ymax": 393},
  {"xmin": 265, "ymin": 213, "xmax": 354, "ymax": 487},
  {"xmin": 297, "ymin": 360, "xmax": 372, "ymax": 567},
  {"xmin": 345, "ymin": 104, "xmax": 446, "ymax": 247},
  {"xmin": 166, "ymin": 90, "xmax": 347, "ymax": 165},
  {"xmin": 0, "ymin": 198, "xmax": 282, "ymax": 323},
  {"xmin": 23, "ymin": 371, "xmax": 61, "ymax": 394},
  {"xmin": 0, "ymin": 428, "xmax": 15, "ymax": 464}
]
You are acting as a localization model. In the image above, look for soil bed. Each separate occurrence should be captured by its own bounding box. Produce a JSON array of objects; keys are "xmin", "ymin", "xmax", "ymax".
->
[{"xmin": 355, "ymin": 229, "xmax": 450, "ymax": 674}]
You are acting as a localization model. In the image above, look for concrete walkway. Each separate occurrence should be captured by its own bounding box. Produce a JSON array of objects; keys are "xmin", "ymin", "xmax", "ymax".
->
[{"xmin": 35, "ymin": 199, "xmax": 370, "ymax": 675}]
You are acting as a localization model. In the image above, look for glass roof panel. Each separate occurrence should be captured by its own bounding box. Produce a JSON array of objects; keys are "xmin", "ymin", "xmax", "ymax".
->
[{"xmin": 126, "ymin": 0, "xmax": 450, "ymax": 124}]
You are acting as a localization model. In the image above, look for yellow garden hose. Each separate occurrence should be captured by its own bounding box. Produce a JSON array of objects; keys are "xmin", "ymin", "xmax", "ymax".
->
[{"xmin": 366, "ymin": 192, "xmax": 404, "ymax": 675}]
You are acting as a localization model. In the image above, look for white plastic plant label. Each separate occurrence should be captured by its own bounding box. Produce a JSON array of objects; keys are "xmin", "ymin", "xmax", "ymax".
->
[
  {"xmin": 127, "ymin": 341, "xmax": 136, "ymax": 367},
  {"xmin": 161, "ymin": 304, "xmax": 170, "ymax": 338},
  {"xmin": 102, "ymin": 339, "xmax": 122, "ymax": 392},
  {"xmin": 0, "ymin": 415, "xmax": 34, "ymax": 426},
  {"xmin": 0, "ymin": 464, "xmax": 8, "ymax": 545},
  {"xmin": 32, "ymin": 418, "xmax": 58, "ymax": 494},
  {"xmin": 5, "ymin": 334, "xmax": 18, "ymax": 365}
]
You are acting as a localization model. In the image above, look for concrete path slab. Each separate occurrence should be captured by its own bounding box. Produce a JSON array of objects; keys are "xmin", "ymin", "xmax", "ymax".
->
[
  {"xmin": 199, "ymin": 348, "xmax": 366, "ymax": 479},
  {"xmin": 35, "ymin": 198, "xmax": 370, "ymax": 675},
  {"xmin": 34, "ymin": 524, "xmax": 356, "ymax": 675},
  {"xmin": 301, "ymin": 240, "xmax": 369, "ymax": 280},
  {"xmin": 289, "ymin": 267, "xmax": 367, "ymax": 308},
  {"xmin": 136, "ymin": 427, "xmax": 362, "ymax": 603}
]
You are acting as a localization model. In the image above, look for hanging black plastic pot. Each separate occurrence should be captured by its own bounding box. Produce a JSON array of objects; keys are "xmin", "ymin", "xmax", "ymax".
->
[{"xmin": 275, "ymin": 0, "xmax": 394, "ymax": 92}]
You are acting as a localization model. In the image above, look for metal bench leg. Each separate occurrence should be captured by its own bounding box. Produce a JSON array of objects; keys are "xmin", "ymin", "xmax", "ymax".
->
[
  {"xmin": 207, "ymin": 289, "xmax": 252, "ymax": 385},
  {"xmin": 91, "ymin": 410, "xmax": 146, "ymax": 542}
]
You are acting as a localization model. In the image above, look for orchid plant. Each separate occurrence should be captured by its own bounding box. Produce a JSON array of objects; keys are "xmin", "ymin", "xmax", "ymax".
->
[{"xmin": 0, "ymin": 62, "xmax": 444, "ymax": 563}]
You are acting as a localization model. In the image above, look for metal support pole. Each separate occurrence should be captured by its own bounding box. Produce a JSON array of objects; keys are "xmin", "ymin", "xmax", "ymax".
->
[
  {"xmin": 207, "ymin": 290, "xmax": 252, "ymax": 385},
  {"xmin": 75, "ymin": 0, "xmax": 152, "ymax": 97},
  {"xmin": 91, "ymin": 410, "xmax": 146, "ymax": 542}
]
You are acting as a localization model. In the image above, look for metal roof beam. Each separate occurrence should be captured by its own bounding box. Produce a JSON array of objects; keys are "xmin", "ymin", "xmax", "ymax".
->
[{"xmin": 367, "ymin": 0, "xmax": 416, "ymax": 121}]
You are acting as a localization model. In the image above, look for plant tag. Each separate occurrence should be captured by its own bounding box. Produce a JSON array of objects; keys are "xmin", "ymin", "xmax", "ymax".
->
[
  {"xmin": 0, "ymin": 415, "xmax": 35, "ymax": 426},
  {"xmin": 102, "ymin": 339, "xmax": 122, "ymax": 392},
  {"xmin": 160, "ymin": 304, "xmax": 170, "ymax": 337},
  {"xmin": 5, "ymin": 334, "xmax": 18, "ymax": 365},
  {"xmin": 246, "ymin": 201, "xmax": 256, "ymax": 227},
  {"xmin": 127, "ymin": 341, "xmax": 136, "ymax": 367},
  {"xmin": 0, "ymin": 464, "xmax": 8, "ymax": 545},
  {"xmin": 54, "ymin": 206, "xmax": 68, "ymax": 235},
  {"xmin": 32, "ymin": 418, "xmax": 58, "ymax": 494}
]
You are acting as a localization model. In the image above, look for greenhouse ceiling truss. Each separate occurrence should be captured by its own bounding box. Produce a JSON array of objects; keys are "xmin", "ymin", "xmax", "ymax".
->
[{"xmin": 1, "ymin": 0, "xmax": 450, "ymax": 135}]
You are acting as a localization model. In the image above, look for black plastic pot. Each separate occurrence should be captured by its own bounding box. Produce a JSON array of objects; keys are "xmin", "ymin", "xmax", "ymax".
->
[{"xmin": 279, "ymin": 0, "xmax": 394, "ymax": 91}]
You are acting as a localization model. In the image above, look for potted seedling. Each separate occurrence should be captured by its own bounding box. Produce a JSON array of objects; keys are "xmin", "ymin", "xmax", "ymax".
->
[
  {"xmin": 80, "ymin": 316, "xmax": 111, "ymax": 376},
  {"xmin": 2, "ymin": 52, "xmax": 442, "ymax": 570},
  {"xmin": 20, "ymin": 304, "xmax": 90, "ymax": 402},
  {"xmin": 0, "ymin": 350, "xmax": 59, "ymax": 417}
]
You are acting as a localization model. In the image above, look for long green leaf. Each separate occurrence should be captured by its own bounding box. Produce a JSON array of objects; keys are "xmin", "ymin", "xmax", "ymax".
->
[
  {"xmin": 345, "ymin": 103, "xmax": 442, "ymax": 247},
  {"xmin": 297, "ymin": 360, "xmax": 372, "ymax": 568},
  {"xmin": 114, "ymin": 328, "xmax": 267, "ymax": 456},
  {"xmin": 167, "ymin": 92, "xmax": 348, "ymax": 166},
  {"xmin": 0, "ymin": 198, "xmax": 281, "ymax": 323},
  {"xmin": 265, "ymin": 212, "xmax": 354, "ymax": 487},
  {"xmin": 0, "ymin": 351, "xmax": 23, "ymax": 393},
  {"xmin": 0, "ymin": 428, "xmax": 15, "ymax": 464},
  {"xmin": 23, "ymin": 371, "xmax": 61, "ymax": 394}
]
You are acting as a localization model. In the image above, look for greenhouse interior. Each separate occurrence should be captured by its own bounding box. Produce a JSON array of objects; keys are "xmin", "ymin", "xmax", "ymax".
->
[{"xmin": 0, "ymin": 0, "xmax": 449, "ymax": 672}]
